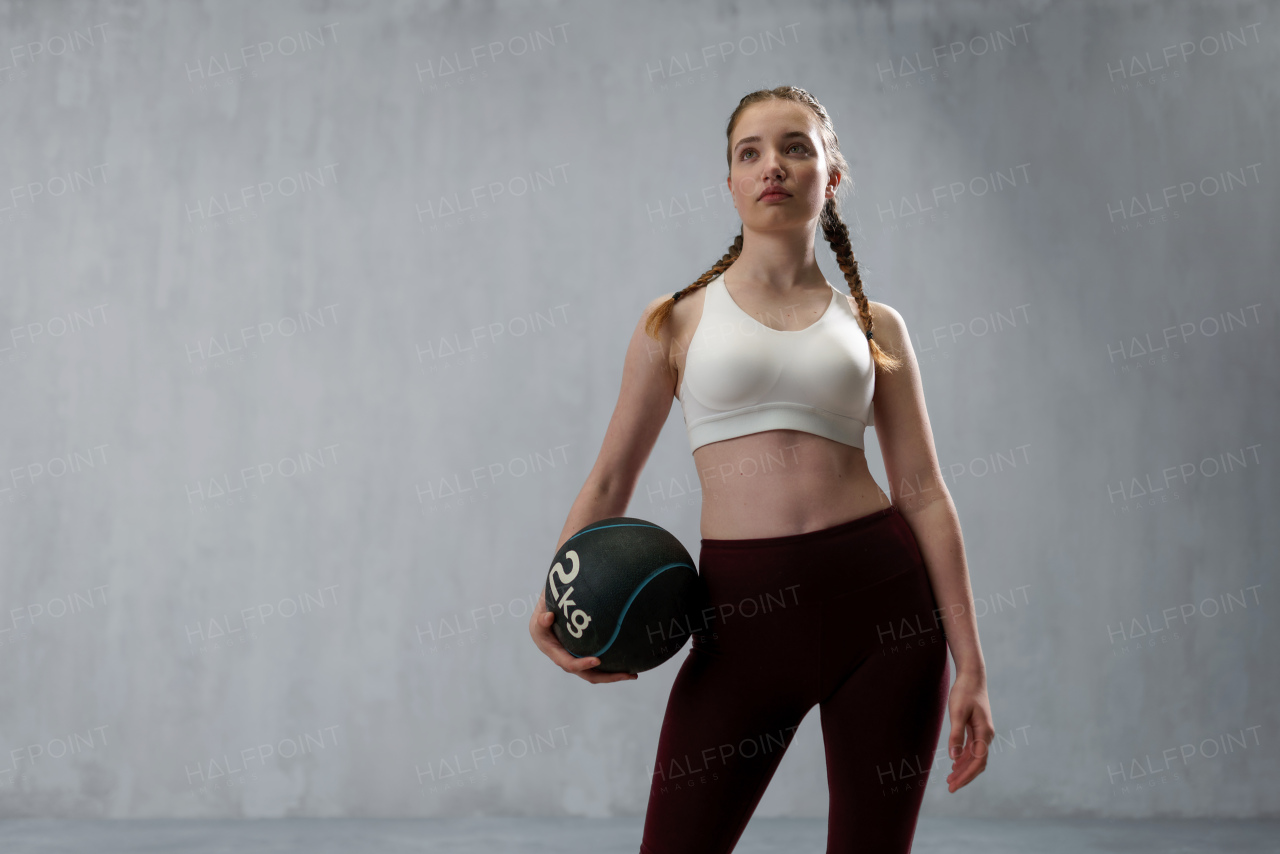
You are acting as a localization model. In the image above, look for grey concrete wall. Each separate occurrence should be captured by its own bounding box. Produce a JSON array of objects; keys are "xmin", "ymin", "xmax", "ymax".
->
[{"xmin": 1, "ymin": 0, "xmax": 1276, "ymax": 820}]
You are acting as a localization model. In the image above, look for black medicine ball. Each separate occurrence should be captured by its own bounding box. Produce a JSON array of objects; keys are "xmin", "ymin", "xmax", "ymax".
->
[{"xmin": 545, "ymin": 517, "xmax": 706, "ymax": 674}]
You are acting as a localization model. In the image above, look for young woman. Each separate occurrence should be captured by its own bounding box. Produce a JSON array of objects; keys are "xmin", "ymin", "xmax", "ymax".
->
[{"xmin": 529, "ymin": 85, "xmax": 994, "ymax": 853}]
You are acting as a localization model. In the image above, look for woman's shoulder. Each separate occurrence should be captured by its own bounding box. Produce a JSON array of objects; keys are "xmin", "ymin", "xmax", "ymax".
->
[
  {"xmin": 867, "ymin": 299, "xmax": 902, "ymax": 324},
  {"xmin": 645, "ymin": 285, "xmax": 707, "ymax": 325},
  {"xmin": 637, "ymin": 286, "xmax": 699, "ymax": 350},
  {"xmin": 867, "ymin": 300, "xmax": 910, "ymax": 349}
]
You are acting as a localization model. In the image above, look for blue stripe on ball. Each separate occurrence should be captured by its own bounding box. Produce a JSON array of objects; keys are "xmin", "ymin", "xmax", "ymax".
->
[
  {"xmin": 565, "ymin": 561, "xmax": 697, "ymax": 658},
  {"xmin": 564, "ymin": 521, "xmax": 667, "ymax": 544}
]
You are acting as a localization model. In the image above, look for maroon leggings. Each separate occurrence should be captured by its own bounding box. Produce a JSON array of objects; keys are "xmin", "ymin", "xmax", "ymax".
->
[{"xmin": 640, "ymin": 505, "xmax": 951, "ymax": 854}]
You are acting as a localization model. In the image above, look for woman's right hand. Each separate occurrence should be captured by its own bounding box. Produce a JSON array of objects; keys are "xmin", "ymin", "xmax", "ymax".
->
[{"xmin": 529, "ymin": 589, "xmax": 638, "ymax": 683}]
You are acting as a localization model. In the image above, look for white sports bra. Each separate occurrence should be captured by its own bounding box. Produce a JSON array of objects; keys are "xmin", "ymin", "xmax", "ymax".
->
[{"xmin": 677, "ymin": 271, "xmax": 875, "ymax": 453}]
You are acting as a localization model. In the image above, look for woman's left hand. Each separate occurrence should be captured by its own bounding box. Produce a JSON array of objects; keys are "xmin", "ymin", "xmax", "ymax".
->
[{"xmin": 944, "ymin": 669, "xmax": 994, "ymax": 793}]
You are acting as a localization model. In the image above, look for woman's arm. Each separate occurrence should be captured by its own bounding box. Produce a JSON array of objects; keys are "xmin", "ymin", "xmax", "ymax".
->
[
  {"xmin": 867, "ymin": 301, "xmax": 993, "ymax": 790},
  {"xmin": 899, "ymin": 495, "xmax": 984, "ymax": 676},
  {"xmin": 866, "ymin": 302, "xmax": 985, "ymax": 671},
  {"xmin": 531, "ymin": 293, "xmax": 682, "ymax": 683},
  {"xmin": 552, "ymin": 293, "xmax": 683, "ymax": 548}
]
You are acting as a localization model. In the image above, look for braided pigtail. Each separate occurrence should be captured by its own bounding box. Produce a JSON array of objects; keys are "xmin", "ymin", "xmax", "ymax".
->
[
  {"xmin": 643, "ymin": 228, "xmax": 743, "ymax": 340},
  {"xmin": 820, "ymin": 199, "xmax": 902, "ymax": 373}
]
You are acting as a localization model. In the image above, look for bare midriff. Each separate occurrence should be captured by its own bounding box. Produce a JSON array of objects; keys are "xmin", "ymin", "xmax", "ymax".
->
[
  {"xmin": 670, "ymin": 281, "xmax": 890, "ymax": 541},
  {"xmin": 690, "ymin": 430, "xmax": 891, "ymax": 540}
]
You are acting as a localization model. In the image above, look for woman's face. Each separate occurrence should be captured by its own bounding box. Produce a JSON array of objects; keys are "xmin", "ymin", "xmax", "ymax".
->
[{"xmin": 727, "ymin": 100, "xmax": 836, "ymax": 231}]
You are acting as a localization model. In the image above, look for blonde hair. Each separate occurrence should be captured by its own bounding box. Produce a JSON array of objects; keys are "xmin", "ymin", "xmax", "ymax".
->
[{"xmin": 644, "ymin": 85, "xmax": 901, "ymax": 372}]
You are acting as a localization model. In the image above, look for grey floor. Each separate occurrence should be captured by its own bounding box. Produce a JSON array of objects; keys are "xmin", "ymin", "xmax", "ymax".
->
[{"xmin": 0, "ymin": 817, "xmax": 1278, "ymax": 853}]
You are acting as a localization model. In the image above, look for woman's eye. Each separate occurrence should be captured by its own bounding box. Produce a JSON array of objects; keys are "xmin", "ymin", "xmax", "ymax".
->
[{"xmin": 741, "ymin": 144, "xmax": 807, "ymax": 160}]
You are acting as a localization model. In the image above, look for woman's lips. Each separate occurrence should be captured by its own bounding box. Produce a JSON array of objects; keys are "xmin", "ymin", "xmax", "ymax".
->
[{"xmin": 759, "ymin": 190, "xmax": 791, "ymax": 200}]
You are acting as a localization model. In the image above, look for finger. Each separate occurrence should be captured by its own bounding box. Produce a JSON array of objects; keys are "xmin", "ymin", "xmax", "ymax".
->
[
  {"xmin": 947, "ymin": 747, "xmax": 975, "ymax": 778},
  {"xmin": 579, "ymin": 670, "xmax": 639, "ymax": 683},
  {"xmin": 529, "ymin": 625, "xmax": 580, "ymax": 667},
  {"xmin": 949, "ymin": 740, "xmax": 989, "ymax": 789},
  {"xmin": 568, "ymin": 654, "xmax": 603, "ymax": 671},
  {"xmin": 953, "ymin": 722, "xmax": 974, "ymax": 765},
  {"xmin": 570, "ymin": 653, "xmax": 636, "ymax": 682},
  {"xmin": 564, "ymin": 650, "xmax": 616, "ymax": 674},
  {"xmin": 948, "ymin": 714, "xmax": 967, "ymax": 761},
  {"xmin": 531, "ymin": 609, "xmax": 635, "ymax": 679},
  {"xmin": 950, "ymin": 756, "xmax": 984, "ymax": 790},
  {"xmin": 946, "ymin": 746, "xmax": 973, "ymax": 781},
  {"xmin": 545, "ymin": 646, "xmax": 596, "ymax": 672},
  {"xmin": 564, "ymin": 651, "xmax": 635, "ymax": 678},
  {"xmin": 530, "ymin": 611, "xmax": 554, "ymax": 642},
  {"xmin": 946, "ymin": 742, "xmax": 977, "ymax": 782},
  {"xmin": 952, "ymin": 721, "xmax": 981, "ymax": 765},
  {"xmin": 533, "ymin": 617, "xmax": 605, "ymax": 672},
  {"xmin": 534, "ymin": 609, "xmax": 561, "ymax": 638}
]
